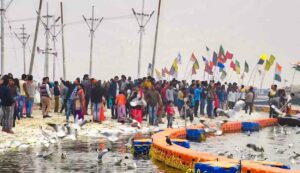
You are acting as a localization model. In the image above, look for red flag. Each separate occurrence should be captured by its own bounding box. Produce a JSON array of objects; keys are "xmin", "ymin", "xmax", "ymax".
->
[
  {"xmin": 230, "ymin": 61, "xmax": 236, "ymax": 71},
  {"xmin": 225, "ymin": 51, "xmax": 233, "ymax": 60},
  {"xmin": 209, "ymin": 61, "xmax": 214, "ymax": 68},
  {"xmin": 191, "ymin": 53, "xmax": 197, "ymax": 62},
  {"xmin": 205, "ymin": 63, "xmax": 213, "ymax": 75}
]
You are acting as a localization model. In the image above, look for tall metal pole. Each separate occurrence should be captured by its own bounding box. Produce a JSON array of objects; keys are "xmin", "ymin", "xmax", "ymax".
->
[
  {"xmin": 1, "ymin": 0, "xmax": 5, "ymax": 75},
  {"xmin": 89, "ymin": 6, "xmax": 95, "ymax": 77},
  {"xmin": 44, "ymin": 2, "xmax": 50, "ymax": 77},
  {"xmin": 14, "ymin": 24, "xmax": 30, "ymax": 74},
  {"xmin": 29, "ymin": 0, "xmax": 43, "ymax": 75},
  {"xmin": 60, "ymin": 2, "xmax": 66, "ymax": 80},
  {"xmin": 132, "ymin": 2, "xmax": 154, "ymax": 79},
  {"xmin": 83, "ymin": 6, "xmax": 103, "ymax": 77},
  {"xmin": 137, "ymin": 0, "xmax": 145, "ymax": 79},
  {"xmin": 151, "ymin": 0, "xmax": 162, "ymax": 77},
  {"xmin": 52, "ymin": 16, "xmax": 57, "ymax": 81}
]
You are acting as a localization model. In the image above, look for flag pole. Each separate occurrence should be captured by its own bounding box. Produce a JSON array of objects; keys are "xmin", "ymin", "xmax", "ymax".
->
[
  {"xmin": 260, "ymin": 70, "xmax": 266, "ymax": 93},
  {"xmin": 183, "ymin": 61, "xmax": 191, "ymax": 79},
  {"xmin": 290, "ymin": 68, "xmax": 296, "ymax": 92},
  {"xmin": 247, "ymin": 64, "xmax": 258, "ymax": 86}
]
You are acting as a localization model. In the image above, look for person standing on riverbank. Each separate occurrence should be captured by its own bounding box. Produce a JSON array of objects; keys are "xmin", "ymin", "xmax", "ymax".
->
[
  {"xmin": 116, "ymin": 91, "xmax": 127, "ymax": 123},
  {"xmin": 53, "ymin": 81, "xmax": 60, "ymax": 113},
  {"xmin": 0, "ymin": 76, "xmax": 16, "ymax": 134},
  {"xmin": 40, "ymin": 77, "xmax": 51, "ymax": 118}
]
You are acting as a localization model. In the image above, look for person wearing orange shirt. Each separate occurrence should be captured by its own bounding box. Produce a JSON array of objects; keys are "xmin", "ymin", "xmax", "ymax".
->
[{"xmin": 116, "ymin": 91, "xmax": 127, "ymax": 123}]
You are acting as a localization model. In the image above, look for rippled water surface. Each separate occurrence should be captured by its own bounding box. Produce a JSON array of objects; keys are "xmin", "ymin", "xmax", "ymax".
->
[
  {"xmin": 0, "ymin": 126, "xmax": 299, "ymax": 173},
  {"xmin": 190, "ymin": 126, "xmax": 300, "ymax": 170}
]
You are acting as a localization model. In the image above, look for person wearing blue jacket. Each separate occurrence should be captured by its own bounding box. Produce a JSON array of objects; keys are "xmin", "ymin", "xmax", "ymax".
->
[{"xmin": 0, "ymin": 75, "xmax": 15, "ymax": 134}]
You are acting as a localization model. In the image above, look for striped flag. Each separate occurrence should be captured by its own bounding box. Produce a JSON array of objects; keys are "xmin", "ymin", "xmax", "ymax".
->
[
  {"xmin": 169, "ymin": 58, "xmax": 179, "ymax": 76},
  {"xmin": 274, "ymin": 63, "xmax": 282, "ymax": 82},
  {"xmin": 205, "ymin": 63, "xmax": 213, "ymax": 75},
  {"xmin": 218, "ymin": 45, "xmax": 226, "ymax": 63},
  {"xmin": 235, "ymin": 60, "xmax": 241, "ymax": 74},
  {"xmin": 192, "ymin": 59, "xmax": 200, "ymax": 75},
  {"xmin": 258, "ymin": 53, "xmax": 267, "ymax": 65}
]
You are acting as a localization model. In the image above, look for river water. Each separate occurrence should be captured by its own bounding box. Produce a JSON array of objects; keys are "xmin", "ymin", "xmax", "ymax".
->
[{"xmin": 0, "ymin": 126, "xmax": 299, "ymax": 172}]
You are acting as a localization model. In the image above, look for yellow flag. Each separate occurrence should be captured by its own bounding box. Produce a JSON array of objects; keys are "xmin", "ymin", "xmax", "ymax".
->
[
  {"xmin": 269, "ymin": 54, "xmax": 276, "ymax": 66},
  {"xmin": 265, "ymin": 60, "xmax": 271, "ymax": 71},
  {"xmin": 260, "ymin": 54, "xmax": 267, "ymax": 61},
  {"xmin": 155, "ymin": 69, "xmax": 162, "ymax": 80}
]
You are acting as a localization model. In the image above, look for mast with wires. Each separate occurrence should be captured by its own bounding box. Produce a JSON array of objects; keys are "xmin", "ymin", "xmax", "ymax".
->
[
  {"xmin": 0, "ymin": 0, "xmax": 14, "ymax": 75},
  {"xmin": 38, "ymin": 2, "xmax": 55, "ymax": 77},
  {"xmin": 83, "ymin": 6, "xmax": 103, "ymax": 77},
  {"xmin": 50, "ymin": 15, "xmax": 61, "ymax": 81},
  {"xmin": 132, "ymin": 0, "xmax": 154, "ymax": 78},
  {"xmin": 14, "ymin": 24, "xmax": 30, "ymax": 74}
]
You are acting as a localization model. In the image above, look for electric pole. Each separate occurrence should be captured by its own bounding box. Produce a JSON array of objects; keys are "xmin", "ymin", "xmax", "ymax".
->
[
  {"xmin": 14, "ymin": 24, "xmax": 30, "ymax": 74},
  {"xmin": 29, "ymin": 0, "xmax": 43, "ymax": 75},
  {"xmin": 0, "ymin": 0, "xmax": 14, "ymax": 75},
  {"xmin": 60, "ymin": 1, "xmax": 66, "ymax": 80},
  {"xmin": 39, "ymin": 2, "xmax": 53, "ymax": 77},
  {"xmin": 132, "ymin": 0, "xmax": 154, "ymax": 78},
  {"xmin": 151, "ymin": 0, "xmax": 162, "ymax": 77},
  {"xmin": 83, "ymin": 6, "xmax": 103, "ymax": 77},
  {"xmin": 37, "ymin": 2, "xmax": 57, "ymax": 78},
  {"xmin": 50, "ymin": 15, "xmax": 61, "ymax": 81}
]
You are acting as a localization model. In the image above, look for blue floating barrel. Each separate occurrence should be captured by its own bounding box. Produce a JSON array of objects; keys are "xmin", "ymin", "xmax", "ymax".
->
[
  {"xmin": 242, "ymin": 122, "xmax": 260, "ymax": 132},
  {"xmin": 133, "ymin": 139, "xmax": 152, "ymax": 156},
  {"xmin": 171, "ymin": 139, "xmax": 190, "ymax": 148},
  {"xmin": 186, "ymin": 128, "xmax": 205, "ymax": 142}
]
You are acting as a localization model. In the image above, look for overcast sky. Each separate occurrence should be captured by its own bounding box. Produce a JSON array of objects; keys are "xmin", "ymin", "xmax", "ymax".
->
[{"xmin": 3, "ymin": 0, "xmax": 300, "ymax": 88}]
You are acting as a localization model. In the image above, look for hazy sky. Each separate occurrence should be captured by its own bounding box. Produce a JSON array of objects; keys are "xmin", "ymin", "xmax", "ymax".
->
[{"xmin": 3, "ymin": 0, "xmax": 300, "ymax": 88}]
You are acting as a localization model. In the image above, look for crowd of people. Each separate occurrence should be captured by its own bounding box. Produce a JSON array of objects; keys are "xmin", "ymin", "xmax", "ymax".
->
[{"xmin": 0, "ymin": 73, "xmax": 295, "ymax": 134}]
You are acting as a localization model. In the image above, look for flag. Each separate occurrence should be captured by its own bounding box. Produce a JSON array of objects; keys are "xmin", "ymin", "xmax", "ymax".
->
[
  {"xmin": 264, "ymin": 60, "xmax": 271, "ymax": 71},
  {"xmin": 244, "ymin": 61, "xmax": 249, "ymax": 73},
  {"xmin": 265, "ymin": 55, "xmax": 276, "ymax": 71},
  {"xmin": 258, "ymin": 53, "xmax": 267, "ymax": 65},
  {"xmin": 225, "ymin": 51, "xmax": 233, "ymax": 60},
  {"xmin": 206, "ymin": 46, "xmax": 210, "ymax": 52},
  {"xmin": 218, "ymin": 45, "xmax": 226, "ymax": 63},
  {"xmin": 235, "ymin": 60, "xmax": 241, "ymax": 74},
  {"xmin": 202, "ymin": 56, "xmax": 208, "ymax": 64},
  {"xmin": 192, "ymin": 59, "xmax": 200, "ymax": 75},
  {"xmin": 155, "ymin": 69, "xmax": 162, "ymax": 80},
  {"xmin": 169, "ymin": 58, "xmax": 179, "ymax": 76},
  {"xmin": 147, "ymin": 63, "xmax": 152, "ymax": 76},
  {"xmin": 217, "ymin": 62, "xmax": 225, "ymax": 69},
  {"xmin": 205, "ymin": 63, "xmax": 213, "ymax": 75},
  {"xmin": 209, "ymin": 61, "xmax": 214, "ymax": 68},
  {"xmin": 190, "ymin": 53, "xmax": 197, "ymax": 62},
  {"xmin": 293, "ymin": 64, "xmax": 300, "ymax": 71},
  {"xmin": 230, "ymin": 61, "xmax": 236, "ymax": 71},
  {"xmin": 220, "ymin": 70, "xmax": 227, "ymax": 81},
  {"xmin": 269, "ymin": 54, "xmax": 276, "ymax": 66},
  {"xmin": 213, "ymin": 51, "xmax": 218, "ymax": 65},
  {"xmin": 274, "ymin": 63, "xmax": 282, "ymax": 82},
  {"xmin": 176, "ymin": 52, "xmax": 182, "ymax": 65},
  {"xmin": 162, "ymin": 67, "xmax": 169, "ymax": 77}
]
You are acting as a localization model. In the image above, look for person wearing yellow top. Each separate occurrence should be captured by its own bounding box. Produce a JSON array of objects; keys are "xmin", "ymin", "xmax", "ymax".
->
[
  {"xmin": 177, "ymin": 88, "xmax": 185, "ymax": 115},
  {"xmin": 18, "ymin": 74, "xmax": 27, "ymax": 118}
]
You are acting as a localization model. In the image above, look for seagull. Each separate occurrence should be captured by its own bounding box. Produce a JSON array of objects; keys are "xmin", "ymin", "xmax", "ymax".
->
[
  {"xmin": 275, "ymin": 148, "xmax": 288, "ymax": 154},
  {"xmin": 36, "ymin": 152, "xmax": 54, "ymax": 159},
  {"xmin": 73, "ymin": 117, "xmax": 88, "ymax": 130},
  {"xmin": 61, "ymin": 152, "xmax": 67, "ymax": 159},
  {"xmin": 97, "ymin": 148, "xmax": 111, "ymax": 162},
  {"xmin": 165, "ymin": 136, "xmax": 172, "ymax": 146},
  {"xmin": 288, "ymin": 143, "xmax": 294, "ymax": 149},
  {"xmin": 246, "ymin": 144, "xmax": 264, "ymax": 153},
  {"xmin": 64, "ymin": 125, "xmax": 78, "ymax": 140},
  {"xmin": 47, "ymin": 123, "xmax": 66, "ymax": 138}
]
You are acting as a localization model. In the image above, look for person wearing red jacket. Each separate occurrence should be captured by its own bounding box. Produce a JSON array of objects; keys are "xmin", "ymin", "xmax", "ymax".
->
[{"xmin": 166, "ymin": 101, "xmax": 175, "ymax": 128}]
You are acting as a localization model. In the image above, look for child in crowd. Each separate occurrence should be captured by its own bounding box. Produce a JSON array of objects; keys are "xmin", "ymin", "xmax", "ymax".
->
[
  {"xmin": 166, "ymin": 101, "xmax": 175, "ymax": 128},
  {"xmin": 116, "ymin": 91, "xmax": 127, "ymax": 123}
]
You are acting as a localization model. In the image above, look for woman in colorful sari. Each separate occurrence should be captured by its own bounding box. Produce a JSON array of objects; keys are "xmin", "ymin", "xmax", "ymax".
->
[{"xmin": 74, "ymin": 84, "xmax": 86, "ymax": 120}]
